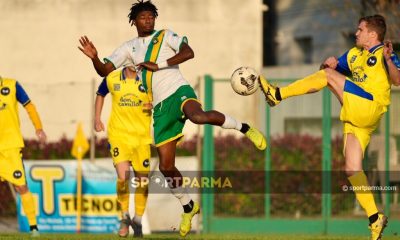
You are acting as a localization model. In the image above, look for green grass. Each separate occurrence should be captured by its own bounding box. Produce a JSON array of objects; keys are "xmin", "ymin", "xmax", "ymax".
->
[{"xmin": 0, "ymin": 233, "xmax": 399, "ymax": 240}]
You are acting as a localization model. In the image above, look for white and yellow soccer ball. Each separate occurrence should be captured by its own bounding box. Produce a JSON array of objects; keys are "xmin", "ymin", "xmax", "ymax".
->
[{"xmin": 230, "ymin": 66, "xmax": 259, "ymax": 96}]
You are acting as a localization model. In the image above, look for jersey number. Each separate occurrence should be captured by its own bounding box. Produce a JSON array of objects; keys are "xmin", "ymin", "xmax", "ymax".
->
[{"xmin": 113, "ymin": 147, "xmax": 119, "ymax": 157}]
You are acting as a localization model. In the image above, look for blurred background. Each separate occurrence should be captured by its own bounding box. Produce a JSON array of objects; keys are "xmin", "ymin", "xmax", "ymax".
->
[{"xmin": 0, "ymin": 0, "xmax": 399, "ymax": 237}]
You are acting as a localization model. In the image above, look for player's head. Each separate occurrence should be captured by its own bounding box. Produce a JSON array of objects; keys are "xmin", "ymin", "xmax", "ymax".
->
[
  {"xmin": 356, "ymin": 15, "xmax": 386, "ymax": 47},
  {"xmin": 128, "ymin": 0, "xmax": 158, "ymax": 35}
]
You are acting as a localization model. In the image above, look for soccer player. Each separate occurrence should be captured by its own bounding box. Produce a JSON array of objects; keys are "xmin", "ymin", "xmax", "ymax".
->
[
  {"xmin": 95, "ymin": 66, "xmax": 151, "ymax": 238},
  {"xmin": 258, "ymin": 15, "xmax": 400, "ymax": 240},
  {"xmin": 78, "ymin": 0, "xmax": 266, "ymax": 236},
  {"xmin": 0, "ymin": 76, "xmax": 47, "ymax": 237}
]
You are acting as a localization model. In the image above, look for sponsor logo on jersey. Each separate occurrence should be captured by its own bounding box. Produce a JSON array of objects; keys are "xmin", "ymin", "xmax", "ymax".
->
[
  {"xmin": 119, "ymin": 94, "xmax": 142, "ymax": 107},
  {"xmin": 143, "ymin": 159, "xmax": 150, "ymax": 167},
  {"xmin": 13, "ymin": 170, "xmax": 22, "ymax": 179},
  {"xmin": 132, "ymin": 47, "xmax": 136, "ymax": 53},
  {"xmin": 350, "ymin": 55, "xmax": 357, "ymax": 63},
  {"xmin": 138, "ymin": 84, "xmax": 146, "ymax": 93},
  {"xmin": 114, "ymin": 84, "xmax": 120, "ymax": 91},
  {"xmin": 367, "ymin": 56, "xmax": 377, "ymax": 67},
  {"xmin": 1, "ymin": 87, "xmax": 10, "ymax": 96}
]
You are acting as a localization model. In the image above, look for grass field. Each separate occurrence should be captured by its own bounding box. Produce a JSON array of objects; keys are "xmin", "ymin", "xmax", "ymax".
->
[{"xmin": 0, "ymin": 233, "xmax": 399, "ymax": 240}]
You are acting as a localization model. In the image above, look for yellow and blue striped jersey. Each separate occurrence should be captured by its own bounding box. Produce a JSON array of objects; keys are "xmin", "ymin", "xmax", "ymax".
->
[
  {"xmin": 336, "ymin": 43, "xmax": 400, "ymax": 106},
  {"xmin": 96, "ymin": 68, "xmax": 152, "ymax": 146},
  {"xmin": 0, "ymin": 78, "xmax": 31, "ymax": 150}
]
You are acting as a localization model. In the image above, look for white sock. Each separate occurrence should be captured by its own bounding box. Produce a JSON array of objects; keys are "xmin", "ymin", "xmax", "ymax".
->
[
  {"xmin": 171, "ymin": 186, "xmax": 191, "ymax": 206},
  {"xmin": 221, "ymin": 114, "xmax": 242, "ymax": 130},
  {"xmin": 133, "ymin": 215, "xmax": 142, "ymax": 224}
]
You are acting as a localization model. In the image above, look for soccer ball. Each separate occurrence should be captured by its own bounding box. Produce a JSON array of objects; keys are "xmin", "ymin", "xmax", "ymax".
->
[{"xmin": 230, "ymin": 67, "xmax": 259, "ymax": 96}]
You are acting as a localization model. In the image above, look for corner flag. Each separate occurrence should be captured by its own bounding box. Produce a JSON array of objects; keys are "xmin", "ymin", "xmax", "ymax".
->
[
  {"xmin": 71, "ymin": 122, "xmax": 89, "ymax": 160},
  {"xmin": 71, "ymin": 122, "xmax": 89, "ymax": 233}
]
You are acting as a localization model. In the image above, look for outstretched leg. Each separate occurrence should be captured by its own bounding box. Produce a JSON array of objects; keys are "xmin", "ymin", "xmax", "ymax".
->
[
  {"xmin": 182, "ymin": 100, "xmax": 267, "ymax": 150},
  {"xmin": 259, "ymin": 68, "xmax": 346, "ymax": 106}
]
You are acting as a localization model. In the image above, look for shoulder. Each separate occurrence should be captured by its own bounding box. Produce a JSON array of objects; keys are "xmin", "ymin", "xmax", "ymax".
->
[{"xmin": 106, "ymin": 69, "xmax": 123, "ymax": 81}]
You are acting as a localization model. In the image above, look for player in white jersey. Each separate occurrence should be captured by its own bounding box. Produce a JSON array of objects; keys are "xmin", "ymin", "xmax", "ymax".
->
[{"xmin": 78, "ymin": 0, "xmax": 266, "ymax": 237}]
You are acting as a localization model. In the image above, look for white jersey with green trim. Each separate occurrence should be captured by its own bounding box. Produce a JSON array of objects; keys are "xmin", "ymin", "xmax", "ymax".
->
[{"xmin": 105, "ymin": 29, "xmax": 190, "ymax": 106}]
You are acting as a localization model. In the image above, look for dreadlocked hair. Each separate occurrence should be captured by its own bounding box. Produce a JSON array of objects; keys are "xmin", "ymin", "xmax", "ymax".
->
[{"xmin": 128, "ymin": 0, "xmax": 158, "ymax": 26}]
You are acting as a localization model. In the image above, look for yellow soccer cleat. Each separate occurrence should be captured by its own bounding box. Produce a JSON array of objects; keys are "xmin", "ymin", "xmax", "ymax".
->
[
  {"xmin": 179, "ymin": 202, "xmax": 200, "ymax": 237},
  {"xmin": 245, "ymin": 126, "xmax": 267, "ymax": 150},
  {"xmin": 258, "ymin": 75, "xmax": 281, "ymax": 107},
  {"xmin": 369, "ymin": 213, "xmax": 388, "ymax": 240}
]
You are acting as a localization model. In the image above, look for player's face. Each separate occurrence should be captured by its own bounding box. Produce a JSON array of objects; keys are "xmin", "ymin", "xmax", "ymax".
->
[
  {"xmin": 134, "ymin": 11, "xmax": 155, "ymax": 35},
  {"xmin": 355, "ymin": 21, "xmax": 370, "ymax": 48}
]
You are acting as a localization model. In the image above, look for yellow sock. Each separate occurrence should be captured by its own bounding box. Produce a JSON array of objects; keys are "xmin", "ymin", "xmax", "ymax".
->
[
  {"xmin": 21, "ymin": 192, "xmax": 37, "ymax": 226},
  {"xmin": 134, "ymin": 182, "xmax": 148, "ymax": 216},
  {"xmin": 348, "ymin": 171, "xmax": 378, "ymax": 217},
  {"xmin": 116, "ymin": 179, "xmax": 130, "ymax": 215},
  {"xmin": 280, "ymin": 70, "xmax": 327, "ymax": 99}
]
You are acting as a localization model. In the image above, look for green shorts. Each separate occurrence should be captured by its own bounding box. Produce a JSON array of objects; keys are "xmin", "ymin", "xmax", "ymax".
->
[{"xmin": 153, "ymin": 85, "xmax": 199, "ymax": 147}]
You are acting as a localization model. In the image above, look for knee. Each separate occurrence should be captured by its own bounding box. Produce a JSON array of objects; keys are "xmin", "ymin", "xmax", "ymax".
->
[
  {"xmin": 345, "ymin": 165, "xmax": 361, "ymax": 177},
  {"xmin": 188, "ymin": 111, "xmax": 207, "ymax": 124},
  {"xmin": 15, "ymin": 185, "xmax": 28, "ymax": 194}
]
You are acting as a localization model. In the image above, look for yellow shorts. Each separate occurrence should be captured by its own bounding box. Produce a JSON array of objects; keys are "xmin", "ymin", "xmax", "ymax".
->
[
  {"xmin": 340, "ymin": 80, "xmax": 386, "ymax": 154},
  {"xmin": 0, "ymin": 148, "xmax": 27, "ymax": 186},
  {"xmin": 109, "ymin": 141, "xmax": 151, "ymax": 174}
]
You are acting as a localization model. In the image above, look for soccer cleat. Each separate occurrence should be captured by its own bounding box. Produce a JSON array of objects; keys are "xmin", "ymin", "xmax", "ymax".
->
[
  {"xmin": 31, "ymin": 229, "xmax": 40, "ymax": 238},
  {"xmin": 131, "ymin": 220, "xmax": 143, "ymax": 238},
  {"xmin": 179, "ymin": 202, "xmax": 200, "ymax": 237},
  {"xmin": 118, "ymin": 214, "xmax": 131, "ymax": 237},
  {"xmin": 245, "ymin": 127, "xmax": 267, "ymax": 150},
  {"xmin": 369, "ymin": 213, "xmax": 388, "ymax": 240},
  {"xmin": 258, "ymin": 75, "xmax": 281, "ymax": 107}
]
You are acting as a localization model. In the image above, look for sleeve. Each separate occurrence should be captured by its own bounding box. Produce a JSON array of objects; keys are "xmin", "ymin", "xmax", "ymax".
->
[
  {"xmin": 104, "ymin": 42, "xmax": 132, "ymax": 69},
  {"xmin": 96, "ymin": 78, "xmax": 109, "ymax": 96},
  {"xmin": 16, "ymin": 81, "xmax": 31, "ymax": 106},
  {"xmin": 335, "ymin": 50, "xmax": 351, "ymax": 76},
  {"xmin": 164, "ymin": 29, "xmax": 188, "ymax": 52},
  {"xmin": 390, "ymin": 52, "xmax": 400, "ymax": 70},
  {"xmin": 24, "ymin": 103, "xmax": 43, "ymax": 130}
]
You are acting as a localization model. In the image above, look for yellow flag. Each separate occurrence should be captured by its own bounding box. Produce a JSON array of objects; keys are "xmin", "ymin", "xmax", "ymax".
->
[{"xmin": 71, "ymin": 122, "xmax": 89, "ymax": 160}]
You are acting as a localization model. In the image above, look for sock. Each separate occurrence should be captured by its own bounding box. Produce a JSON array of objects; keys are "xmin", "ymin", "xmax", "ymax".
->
[
  {"xmin": 21, "ymin": 192, "xmax": 37, "ymax": 227},
  {"xmin": 221, "ymin": 114, "xmax": 242, "ymax": 130},
  {"xmin": 183, "ymin": 199, "xmax": 194, "ymax": 213},
  {"xmin": 347, "ymin": 171, "xmax": 379, "ymax": 218},
  {"xmin": 280, "ymin": 70, "xmax": 327, "ymax": 99},
  {"xmin": 240, "ymin": 123, "xmax": 250, "ymax": 134},
  {"xmin": 133, "ymin": 215, "xmax": 142, "ymax": 224},
  {"xmin": 134, "ymin": 179, "xmax": 148, "ymax": 218},
  {"xmin": 369, "ymin": 213, "xmax": 379, "ymax": 224},
  {"xmin": 171, "ymin": 186, "xmax": 192, "ymax": 212},
  {"xmin": 116, "ymin": 179, "xmax": 130, "ymax": 216}
]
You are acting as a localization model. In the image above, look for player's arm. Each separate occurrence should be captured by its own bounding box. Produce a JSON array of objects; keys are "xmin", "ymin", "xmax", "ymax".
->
[
  {"xmin": 78, "ymin": 36, "xmax": 115, "ymax": 77},
  {"xmin": 16, "ymin": 82, "xmax": 47, "ymax": 143},
  {"xmin": 94, "ymin": 78, "xmax": 109, "ymax": 132},
  {"xmin": 137, "ymin": 30, "xmax": 194, "ymax": 71},
  {"xmin": 383, "ymin": 41, "xmax": 400, "ymax": 86}
]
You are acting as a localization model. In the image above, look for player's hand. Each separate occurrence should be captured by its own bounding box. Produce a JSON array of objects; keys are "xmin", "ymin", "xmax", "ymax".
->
[
  {"xmin": 322, "ymin": 56, "xmax": 338, "ymax": 69},
  {"xmin": 383, "ymin": 40, "xmax": 393, "ymax": 61},
  {"xmin": 36, "ymin": 129, "xmax": 47, "ymax": 144},
  {"xmin": 94, "ymin": 119, "xmax": 105, "ymax": 132},
  {"xmin": 78, "ymin": 36, "xmax": 98, "ymax": 59},
  {"xmin": 136, "ymin": 61, "xmax": 159, "ymax": 72}
]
